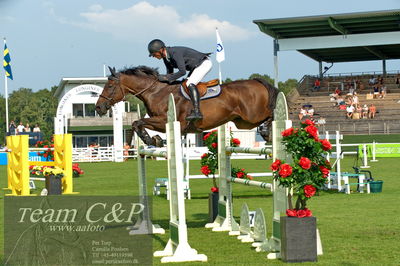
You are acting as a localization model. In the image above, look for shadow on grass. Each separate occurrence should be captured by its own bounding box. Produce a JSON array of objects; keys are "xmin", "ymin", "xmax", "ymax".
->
[{"xmin": 189, "ymin": 193, "xmax": 273, "ymax": 200}]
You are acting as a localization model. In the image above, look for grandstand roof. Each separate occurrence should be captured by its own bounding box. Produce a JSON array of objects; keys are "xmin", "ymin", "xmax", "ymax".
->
[{"xmin": 253, "ymin": 9, "xmax": 400, "ymax": 63}]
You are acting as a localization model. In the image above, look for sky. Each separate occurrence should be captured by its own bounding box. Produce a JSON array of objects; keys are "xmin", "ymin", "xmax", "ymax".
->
[{"xmin": 1, "ymin": 0, "xmax": 400, "ymax": 94}]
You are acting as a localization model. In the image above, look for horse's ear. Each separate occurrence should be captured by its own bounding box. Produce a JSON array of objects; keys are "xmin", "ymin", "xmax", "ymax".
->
[{"xmin": 108, "ymin": 66, "xmax": 117, "ymax": 77}]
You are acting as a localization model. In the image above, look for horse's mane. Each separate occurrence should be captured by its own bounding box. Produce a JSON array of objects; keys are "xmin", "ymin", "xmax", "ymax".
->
[{"xmin": 119, "ymin": 65, "xmax": 159, "ymax": 79}]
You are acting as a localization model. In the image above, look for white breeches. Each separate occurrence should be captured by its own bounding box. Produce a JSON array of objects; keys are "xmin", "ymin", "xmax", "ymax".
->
[{"xmin": 187, "ymin": 59, "xmax": 212, "ymax": 86}]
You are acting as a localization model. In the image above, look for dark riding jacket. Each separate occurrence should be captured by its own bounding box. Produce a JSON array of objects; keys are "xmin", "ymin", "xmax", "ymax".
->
[{"xmin": 162, "ymin": 46, "xmax": 210, "ymax": 82}]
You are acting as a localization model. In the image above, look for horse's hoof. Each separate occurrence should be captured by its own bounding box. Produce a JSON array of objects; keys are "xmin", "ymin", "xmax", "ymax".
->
[{"xmin": 152, "ymin": 135, "xmax": 164, "ymax": 147}]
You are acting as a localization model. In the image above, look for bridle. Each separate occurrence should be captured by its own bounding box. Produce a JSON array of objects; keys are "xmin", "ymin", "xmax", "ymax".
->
[{"xmin": 99, "ymin": 74, "xmax": 158, "ymax": 104}]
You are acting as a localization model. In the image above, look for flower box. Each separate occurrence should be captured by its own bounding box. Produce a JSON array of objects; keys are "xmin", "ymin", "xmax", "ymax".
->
[
  {"xmin": 208, "ymin": 192, "xmax": 219, "ymax": 222},
  {"xmin": 280, "ymin": 216, "xmax": 317, "ymax": 263},
  {"xmin": 45, "ymin": 174, "xmax": 62, "ymax": 195}
]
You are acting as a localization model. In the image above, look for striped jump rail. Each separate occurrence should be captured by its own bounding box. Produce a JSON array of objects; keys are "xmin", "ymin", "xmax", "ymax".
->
[
  {"xmin": 226, "ymin": 177, "xmax": 273, "ymax": 191},
  {"xmin": 138, "ymin": 148, "xmax": 167, "ymax": 158},
  {"xmin": 226, "ymin": 147, "xmax": 272, "ymax": 155}
]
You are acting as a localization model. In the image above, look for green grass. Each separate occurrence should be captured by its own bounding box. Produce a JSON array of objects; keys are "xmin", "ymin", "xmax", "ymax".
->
[
  {"xmin": 342, "ymin": 134, "xmax": 400, "ymax": 144},
  {"xmin": 1, "ymin": 156, "xmax": 400, "ymax": 265}
]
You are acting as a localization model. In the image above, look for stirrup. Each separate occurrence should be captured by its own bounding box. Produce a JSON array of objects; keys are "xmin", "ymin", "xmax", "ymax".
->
[{"xmin": 186, "ymin": 110, "xmax": 203, "ymax": 121}]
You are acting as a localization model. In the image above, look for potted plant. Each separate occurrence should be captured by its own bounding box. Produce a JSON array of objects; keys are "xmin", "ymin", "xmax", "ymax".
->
[
  {"xmin": 270, "ymin": 119, "xmax": 332, "ymax": 262},
  {"xmin": 43, "ymin": 166, "xmax": 64, "ymax": 195},
  {"xmin": 201, "ymin": 130, "xmax": 252, "ymax": 222},
  {"xmin": 72, "ymin": 163, "xmax": 84, "ymax": 177}
]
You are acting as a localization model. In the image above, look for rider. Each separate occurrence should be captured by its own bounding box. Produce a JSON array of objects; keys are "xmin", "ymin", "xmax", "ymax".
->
[{"xmin": 148, "ymin": 39, "xmax": 212, "ymax": 121}]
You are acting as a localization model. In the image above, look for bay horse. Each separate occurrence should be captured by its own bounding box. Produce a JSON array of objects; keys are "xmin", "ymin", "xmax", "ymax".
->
[{"xmin": 96, "ymin": 66, "xmax": 279, "ymax": 147}]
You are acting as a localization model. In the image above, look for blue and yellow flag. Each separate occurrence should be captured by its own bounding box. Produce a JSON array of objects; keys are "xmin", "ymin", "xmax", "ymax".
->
[{"xmin": 3, "ymin": 43, "xmax": 13, "ymax": 80}]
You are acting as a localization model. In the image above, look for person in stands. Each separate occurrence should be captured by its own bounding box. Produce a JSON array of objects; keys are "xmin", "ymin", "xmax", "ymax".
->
[
  {"xmin": 298, "ymin": 107, "xmax": 307, "ymax": 120},
  {"xmin": 9, "ymin": 120, "xmax": 16, "ymax": 135},
  {"xmin": 313, "ymin": 79, "xmax": 321, "ymax": 91},
  {"xmin": 147, "ymin": 39, "xmax": 212, "ymax": 121},
  {"xmin": 346, "ymin": 104, "xmax": 355, "ymax": 119},
  {"xmin": 362, "ymin": 104, "xmax": 369, "ymax": 119},
  {"xmin": 16, "ymin": 122, "xmax": 25, "ymax": 134},
  {"xmin": 33, "ymin": 124, "xmax": 41, "ymax": 132},
  {"xmin": 368, "ymin": 104, "xmax": 376, "ymax": 119},
  {"xmin": 24, "ymin": 123, "xmax": 31, "ymax": 132}
]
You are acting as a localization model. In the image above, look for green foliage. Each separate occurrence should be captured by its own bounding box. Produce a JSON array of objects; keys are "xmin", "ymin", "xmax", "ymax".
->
[
  {"xmin": 200, "ymin": 130, "xmax": 250, "ymax": 190},
  {"xmin": 271, "ymin": 120, "xmax": 332, "ymax": 211},
  {"xmin": 5, "ymin": 87, "xmax": 58, "ymax": 142}
]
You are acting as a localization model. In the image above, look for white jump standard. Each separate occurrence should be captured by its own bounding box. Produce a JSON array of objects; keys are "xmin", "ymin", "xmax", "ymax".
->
[
  {"xmin": 133, "ymin": 94, "xmax": 207, "ymax": 263},
  {"xmin": 206, "ymin": 92, "xmax": 292, "ymax": 259}
]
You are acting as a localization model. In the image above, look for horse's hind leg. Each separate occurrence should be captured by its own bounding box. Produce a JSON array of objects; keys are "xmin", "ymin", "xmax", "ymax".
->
[{"xmin": 257, "ymin": 118, "xmax": 273, "ymax": 142}]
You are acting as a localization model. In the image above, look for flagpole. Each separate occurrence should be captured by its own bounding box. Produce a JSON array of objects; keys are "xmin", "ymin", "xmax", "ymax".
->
[
  {"xmin": 218, "ymin": 64, "xmax": 222, "ymax": 84},
  {"xmin": 4, "ymin": 38, "xmax": 9, "ymax": 133}
]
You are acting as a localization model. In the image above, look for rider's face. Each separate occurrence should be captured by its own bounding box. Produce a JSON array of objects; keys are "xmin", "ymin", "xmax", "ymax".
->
[{"xmin": 151, "ymin": 48, "xmax": 164, "ymax": 60}]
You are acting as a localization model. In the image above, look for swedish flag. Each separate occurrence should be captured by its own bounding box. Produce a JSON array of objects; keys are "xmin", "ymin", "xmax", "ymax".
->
[{"xmin": 3, "ymin": 43, "xmax": 13, "ymax": 80}]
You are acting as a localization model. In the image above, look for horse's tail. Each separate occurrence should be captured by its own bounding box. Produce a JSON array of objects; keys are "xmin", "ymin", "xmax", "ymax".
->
[{"xmin": 253, "ymin": 78, "xmax": 279, "ymax": 112}]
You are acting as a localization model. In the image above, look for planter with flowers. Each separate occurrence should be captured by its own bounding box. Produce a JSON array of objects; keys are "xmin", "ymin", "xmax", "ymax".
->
[
  {"xmin": 201, "ymin": 130, "xmax": 252, "ymax": 222},
  {"xmin": 270, "ymin": 119, "xmax": 332, "ymax": 262},
  {"xmin": 43, "ymin": 167, "xmax": 64, "ymax": 195},
  {"xmin": 35, "ymin": 139, "xmax": 54, "ymax": 161}
]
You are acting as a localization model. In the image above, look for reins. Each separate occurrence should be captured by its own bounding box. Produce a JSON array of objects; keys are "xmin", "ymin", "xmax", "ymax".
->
[
  {"xmin": 100, "ymin": 76, "xmax": 158, "ymax": 104},
  {"xmin": 123, "ymin": 79, "xmax": 158, "ymax": 98}
]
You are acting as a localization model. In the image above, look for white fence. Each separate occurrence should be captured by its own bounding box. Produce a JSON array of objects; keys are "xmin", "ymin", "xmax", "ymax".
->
[{"xmin": 2, "ymin": 141, "xmax": 397, "ymax": 163}]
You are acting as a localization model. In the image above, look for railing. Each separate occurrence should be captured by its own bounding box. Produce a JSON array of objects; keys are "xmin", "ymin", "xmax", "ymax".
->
[
  {"xmin": 318, "ymin": 121, "xmax": 400, "ymax": 135},
  {"xmin": 306, "ymin": 70, "xmax": 400, "ymax": 79}
]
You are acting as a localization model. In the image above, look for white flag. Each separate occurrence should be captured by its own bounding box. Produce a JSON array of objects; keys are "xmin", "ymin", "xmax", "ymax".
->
[{"xmin": 215, "ymin": 28, "xmax": 225, "ymax": 63}]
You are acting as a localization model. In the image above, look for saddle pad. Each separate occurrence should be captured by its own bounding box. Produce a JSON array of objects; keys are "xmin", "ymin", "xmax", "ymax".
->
[{"xmin": 180, "ymin": 84, "xmax": 221, "ymax": 100}]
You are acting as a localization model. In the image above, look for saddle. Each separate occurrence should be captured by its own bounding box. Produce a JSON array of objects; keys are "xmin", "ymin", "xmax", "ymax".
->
[{"xmin": 182, "ymin": 79, "xmax": 220, "ymax": 98}]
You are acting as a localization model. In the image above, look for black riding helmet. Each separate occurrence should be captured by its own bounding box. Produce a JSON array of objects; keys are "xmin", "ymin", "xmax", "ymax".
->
[{"xmin": 148, "ymin": 39, "xmax": 165, "ymax": 56}]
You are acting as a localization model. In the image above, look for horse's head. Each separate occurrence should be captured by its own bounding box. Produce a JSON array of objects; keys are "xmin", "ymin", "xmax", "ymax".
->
[{"xmin": 96, "ymin": 66, "xmax": 126, "ymax": 116}]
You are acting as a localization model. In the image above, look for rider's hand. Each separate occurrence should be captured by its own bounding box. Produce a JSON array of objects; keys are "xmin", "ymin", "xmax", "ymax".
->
[{"xmin": 158, "ymin": 75, "xmax": 169, "ymax": 83}]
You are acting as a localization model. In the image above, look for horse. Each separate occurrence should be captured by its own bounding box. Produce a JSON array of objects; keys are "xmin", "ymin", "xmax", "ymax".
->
[{"xmin": 96, "ymin": 66, "xmax": 279, "ymax": 147}]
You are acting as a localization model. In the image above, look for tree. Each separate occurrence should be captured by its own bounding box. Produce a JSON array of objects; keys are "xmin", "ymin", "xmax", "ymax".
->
[{"xmin": 8, "ymin": 87, "xmax": 57, "ymax": 141}]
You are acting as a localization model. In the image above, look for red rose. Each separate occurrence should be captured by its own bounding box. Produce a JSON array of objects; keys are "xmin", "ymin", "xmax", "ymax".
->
[
  {"xmin": 286, "ymin": 209, "xmax": 297, "ymax": 217},
  {"xmin": 304, "ymin": 208, "xmax": 313, "ymax": 217},
  {"xmin": 281, "ymin": 127, "xmax": 294, "ymax": 137},
  {"xmin": 203, "ymin": 132, "xmax": 211, "ymax": 140},
  {"xmin": 298, "ymin": 157, "xmax": 311, "ymax": 170},
  {"xmin": 232, "ymin": 138, "xmax": 240, "ymax": 145},
  {"xmin": 201, "ymin": 165, "xmax": 211, "ymax": 176},
  {"xmin": 211, "ymin": 143, "xmax": 217, "ymax": 148},
  {"xmin": 270, "ymin": 159, "xmax": 281, "ymax": 171},
  {"xmin": 319, "ymin": 165, "xmax": 330, "ymax": 178},
  {"xmin": 319, "ymin": 139, "xmax": 332, "ymax": 151},
  {"xmin": 296, "ymin": 209, "xmax": 307, "ymax": 218},
  {"xmin": 201, "ymin": 153, "xmax": 208, "ymax": 159},
  {"xmin": 303, "ymin": 119, "xmax": 314, "ymax": 126},
  {"xmin": 304, "ymin": 184, "xmax": 316, "ymax": 198},
  {"xmin": 236, "ymin": 171, "xmax": 245, "ymax": 178},
  {"xmin": 305, "ymin": 125, "xmax": 318, "ymax": 139},
  {"xmin": 211, "ymin": 187, "xmax": 219, "ymax": 193},
  {"xmin": 279, "ymin": 164, "xmax": 292, "ymax": 178}
]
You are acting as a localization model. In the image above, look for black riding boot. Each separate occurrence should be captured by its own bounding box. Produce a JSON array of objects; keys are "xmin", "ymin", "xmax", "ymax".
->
[{"xmin": 186, "ymin": 84, "xmax": 203, "ymax": 121}]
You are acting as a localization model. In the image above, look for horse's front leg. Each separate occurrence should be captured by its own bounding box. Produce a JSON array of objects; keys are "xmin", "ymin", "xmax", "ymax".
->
[{"xmin": 132, "ymin": 117, "xmax": 167, "ymax": 147}]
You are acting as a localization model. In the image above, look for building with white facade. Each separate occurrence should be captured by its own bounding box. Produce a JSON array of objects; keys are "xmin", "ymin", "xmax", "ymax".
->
[{"xmin": 54, "ymin": 77, "xmax": 139, "ymax": 161}]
